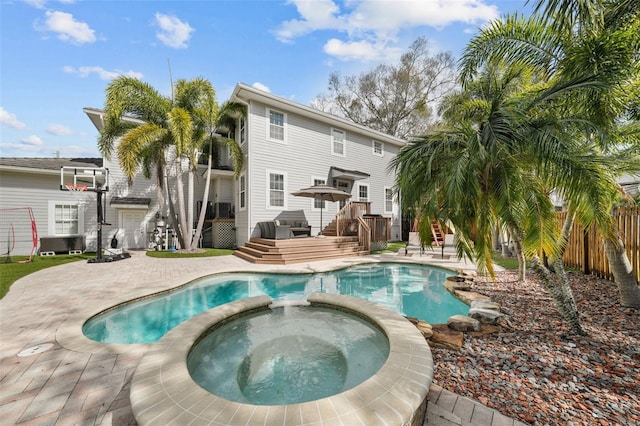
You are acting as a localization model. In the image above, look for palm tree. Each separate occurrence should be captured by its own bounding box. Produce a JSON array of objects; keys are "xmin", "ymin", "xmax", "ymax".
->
[
  {"xmin": 98, "ymin": 76, "xmax": 244, "ymax": 252},
  {"xmin": 458, "ymin": 0, "xmax": 640, "ymax": 308},
  {"xmin": 391, "ymin": 61, "xmax": 621, "ymax": 334}
]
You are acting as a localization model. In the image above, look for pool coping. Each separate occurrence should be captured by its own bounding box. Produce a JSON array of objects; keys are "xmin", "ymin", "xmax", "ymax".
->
[{"xmin": 130, "ymin": 293, "xmax": 433, "ymax": 426}]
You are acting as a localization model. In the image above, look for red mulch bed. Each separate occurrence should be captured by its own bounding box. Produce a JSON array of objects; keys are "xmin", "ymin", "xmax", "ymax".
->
[{"xmin": 431, "ymin": 271, "xmax": 639, "ymax": 425}]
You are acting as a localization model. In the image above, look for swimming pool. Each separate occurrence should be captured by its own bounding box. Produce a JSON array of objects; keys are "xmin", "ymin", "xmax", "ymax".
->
[{"xmin": 83, "ymin": 262, "xmax": 468, "ymax": 344}]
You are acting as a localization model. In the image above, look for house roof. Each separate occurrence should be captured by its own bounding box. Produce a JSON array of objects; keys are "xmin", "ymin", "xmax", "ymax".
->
[
  {"xmin": 231, "ymin": 83, "xmax": 407, "ymax": 147},
  {"xmin": 0, "ymin": 157, "xmax": 103, "ymax": 174}
]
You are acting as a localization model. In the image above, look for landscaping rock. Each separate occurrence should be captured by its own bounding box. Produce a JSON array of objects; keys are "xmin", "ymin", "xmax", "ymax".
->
[
  {"xmin": 443, "ymin": 280, "xmax": 472, "ymax": 293},
  {"xmin": 470, "ymin": 299, "xmax": 501, "ymax": 312},
  {"xmin": 430, "ymin": 324, "xmax": 464, "ymax": 350},
  {"xmin": 447, "ymin": 315, "xmax": 481, "ymax": 332},
  {"xmin": 453, "ymin": 290, "xmax": 490, "ymax": 305},
  {"xmin": 468, "ymin": 307, "xmax": 505, "ymax": 325}
]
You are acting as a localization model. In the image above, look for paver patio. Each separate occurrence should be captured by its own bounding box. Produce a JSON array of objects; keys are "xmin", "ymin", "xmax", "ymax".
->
[{"xmin": 0, "ymin": 249, "xmax": 526, "ymax": 425}]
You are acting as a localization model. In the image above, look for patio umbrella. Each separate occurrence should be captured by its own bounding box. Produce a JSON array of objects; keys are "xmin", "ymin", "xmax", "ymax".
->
[{"xmin": 291, "ymin": 184, "xmax": 352, "ymax": 236}]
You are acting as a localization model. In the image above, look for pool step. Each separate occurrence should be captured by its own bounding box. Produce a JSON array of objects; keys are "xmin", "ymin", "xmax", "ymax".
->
[{"xmin": 234, "ymin": 236, "xmax": 369, "ymax": 264}]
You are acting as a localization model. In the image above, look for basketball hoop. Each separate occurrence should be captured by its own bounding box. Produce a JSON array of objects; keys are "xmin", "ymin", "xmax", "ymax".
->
[{"xmin": 64, "ymin": 183, "xmax": 88, "ymax": 192}]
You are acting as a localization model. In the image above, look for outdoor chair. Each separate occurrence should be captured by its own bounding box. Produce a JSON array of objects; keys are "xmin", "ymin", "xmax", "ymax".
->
[{"xmin": 405, "ymin": 232, "xmax": 425, "ymax": 256}]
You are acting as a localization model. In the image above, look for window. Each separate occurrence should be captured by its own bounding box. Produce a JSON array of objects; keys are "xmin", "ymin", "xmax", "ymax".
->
[
  {"xmin": 49, "ymin": 201, "xmax": 83, "ymax": 235},
  {"xmin": 239, "ymin": 118, "xmax": 246, "ymax": 145},
  {"xmin": 332, "ymin": 128, "xmax": 346, "ymax": 156},
  {"xmin": 313, "ymin": 178, "xmax": 326, "ymax": 209},
  {"xmin": 358, "ymin": 183, "xmax": 369, "ymax": 202},
  {"xmin": 239, "ymin": 174, "xmax": 246, "ymax": 210},
  {"xmin": 267, "ymin": 109, "xmax": 286, "ymax": 143},
  {"xmin": 267, "ymin": 170, "xmax": 287, "ymax": 209},
  {"xmin": 384, "ymin": 187, "xmax": 394, "ymax": 213},
  {"xmin": 372, "ymin": 140, "xmax": 384, "ymax": 156}
]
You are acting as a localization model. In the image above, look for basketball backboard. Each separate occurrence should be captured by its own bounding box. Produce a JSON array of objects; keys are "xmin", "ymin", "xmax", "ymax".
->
[{"xmin": 60, "ymin": 166, "xmax": 109, "ymax": 192}]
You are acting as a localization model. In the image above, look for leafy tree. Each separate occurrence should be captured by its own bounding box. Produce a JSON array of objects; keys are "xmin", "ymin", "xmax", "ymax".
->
[
  {"xmin": 459, "ymin": 0, "xmax": 640, "ymax": 308},
  {"xmin": 312, "ymin": 36, "xmax": 456, "ymax": 139},
  {"xmin": 98, "ymin": 76, "xmax": 244, "ymax": 252}
]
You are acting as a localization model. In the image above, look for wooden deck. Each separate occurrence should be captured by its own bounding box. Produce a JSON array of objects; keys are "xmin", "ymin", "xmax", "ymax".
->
[{"xmin": 234, "ymin": 235, "xmax": 368, "ymax": 264}]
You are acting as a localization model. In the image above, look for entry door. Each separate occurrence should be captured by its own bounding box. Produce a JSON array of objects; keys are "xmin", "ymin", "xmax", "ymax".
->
[
  {"xmin": 120, "ymin": 210, "xmax": 146, "ymax": 250},
  {"xmin": 336, "ymin": 180, "xmax": 351, "ymax": 209}
]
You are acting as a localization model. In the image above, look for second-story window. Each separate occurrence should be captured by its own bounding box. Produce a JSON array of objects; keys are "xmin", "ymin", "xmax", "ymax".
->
[
  {"xmin": 372, "ymin": 140, "xmax": 384, "ymax": 156},
  {"xmin": 268, "ymin": 109, "xmax": 286, "ymax": 143},
  {"xmin": 332, "ymin": 128, "xmax": 345, "ymax": 156},
  {"xmin": 239, "ymin": 118, "xmax": 246, "ymax": 145}
]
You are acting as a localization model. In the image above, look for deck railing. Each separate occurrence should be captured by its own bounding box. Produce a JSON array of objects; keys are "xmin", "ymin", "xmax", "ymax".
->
[
  {"xmin": 335, "ymin": 201, "xmax": 391, "ymax": 244},
  {"xmin": 357, "ymin": 217, "xmax": 371, "ymax": 252}
]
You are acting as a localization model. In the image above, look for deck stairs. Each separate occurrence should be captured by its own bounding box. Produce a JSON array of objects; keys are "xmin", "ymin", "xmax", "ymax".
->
[{"xmin": 234, "ymin": 236, "xmax": 368, "ymax": 264}]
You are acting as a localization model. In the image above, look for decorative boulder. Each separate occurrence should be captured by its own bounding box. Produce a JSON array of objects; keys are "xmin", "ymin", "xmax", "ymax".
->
[
  {"xmin": 415, "ymin": 320, "xmax": 434, "ymax": 339},
  {"xmin": 470, "ymin": 300, "xmax": 501, "ymax": 312},
  {"xmin": 468, "ymin": 308, "xmax": 506, "ymax": 325},
  {"xmin": 447, "ymin": 315, "xmax": 481, "ymax": 332},
  {"xmin": 430, "ymin": 324, "xmax": 464, "ymax": 350}
]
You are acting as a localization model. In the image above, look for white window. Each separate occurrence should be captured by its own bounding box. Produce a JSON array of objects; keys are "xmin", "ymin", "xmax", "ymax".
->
[
  {"xmin": 384, "ymin": 187, "xmax": 394, "ymax": 213},
  {"xmin": 49, "ymin": 201, "xmax": 84, "ymax": 235},
  {"xmin": 239, "ymin": 174, "xmax": 246, "ymax": 210},
  {"xmin": 267, "ymin": 109, "xmax": 286, "ymax": 143},
  {"xmin": 239, "ymin": 117, "xmax": 246, "ymax": 145},
  {"xmin": 332, "ymin": 128, "xmax": 346, "ymax": 156},
  {"xmin": 267, "ymin": 170, "xmax": 287, "ymax": 209},
  {"xmin": 313, "ymin": 178, "xmax": 326, "ymax": 209},
  {"xmin": 372, "ymin": 140, "xmax": 384, "ymax": 157},
  {"xmin": 358, "ymin": 183, "xmax": 369, "ymax": 202}
]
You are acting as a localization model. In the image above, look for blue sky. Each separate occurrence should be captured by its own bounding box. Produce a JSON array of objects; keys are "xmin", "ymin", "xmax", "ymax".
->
[{"xmin": 0, "ymin": 0, "xmax": 532, "ymax": 158}]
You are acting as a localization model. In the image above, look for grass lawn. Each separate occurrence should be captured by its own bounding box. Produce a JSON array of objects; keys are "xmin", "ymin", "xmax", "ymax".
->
[
  {"xmin": 0, "ymin": 254, "xmax": 93, "ymax": 299},
  {"xmin": 492, "ymin": 256, "xmax": 519, "ymax": 270},
  {"xmin": 371, "ymin": 241, "xmax": 405, "ymax": 254}
]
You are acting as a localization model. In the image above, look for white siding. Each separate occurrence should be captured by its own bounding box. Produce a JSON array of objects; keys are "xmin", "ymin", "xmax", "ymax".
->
[{"xmin": 241, "ymin": 99, "xmax": 402, "ymax": 242}]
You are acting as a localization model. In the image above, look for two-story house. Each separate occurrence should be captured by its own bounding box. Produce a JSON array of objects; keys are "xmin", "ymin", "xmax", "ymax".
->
[{"xmin": 0, "ymin": 83, "xmax": 404, "ymax": 257}]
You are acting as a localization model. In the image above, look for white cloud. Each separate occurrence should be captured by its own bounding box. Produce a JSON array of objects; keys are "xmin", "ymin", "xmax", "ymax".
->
[
  {"xmin": 154, "ymin": 13, "xmax": 194, "ymax": 49},
  {"xmin": 22, "ymin": 135, "xmax": 44, "ymax": 147},
  {"xmin": 24, "ymin": 0, "xmax": 46, "ymax": 8},
  {"xmin": 41, "ymin": 10, "xmax": 96, "ymax": 44},
  {"xmin": 252, "ymin": 82, "xmax": 271, "ymax": 93},
  {"xmin": 63, "ymin": 65, "xmax": 143, "ymax": 81},
  {"xmin": 0, "ymin": 107, "xmax": 27, "ymax": 129},
  {"xmin": 276, "ymin": 0, "xmax": 499, "ymax": 61},
  {"xmin": 323, "ymin": 38, "xmax": 401, "ymax": 62},
  {"xmin": 46, "ymin": 123, "xmax": 74, "ymax": 136},
  {"xmin": 275, "ymin": 0, "xmax": 343, "ymax": 42}
]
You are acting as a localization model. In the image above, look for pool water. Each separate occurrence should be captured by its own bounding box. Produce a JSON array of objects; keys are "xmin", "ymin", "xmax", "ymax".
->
[
  {"xmin": 83, "ymin": 263, "xmax": 468, "ymax": 344},
  {"xmin": 187, "ymin": 305, "xmax": 389, "ymax": 405}
]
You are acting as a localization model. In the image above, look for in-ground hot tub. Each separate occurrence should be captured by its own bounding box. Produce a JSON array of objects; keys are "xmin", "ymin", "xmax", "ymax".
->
[{"xmin": 130, "ymin": 293, "xmax": 433, "ymax": 425}]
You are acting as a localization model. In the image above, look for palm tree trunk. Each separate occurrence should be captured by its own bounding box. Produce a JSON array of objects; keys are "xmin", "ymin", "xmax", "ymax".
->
[
  {"xmin": 530, "ymin": 257, "xmax": 586, "ymax": 335},
  {"xmin": 604, "ymin": 236, "xmax": 640, "ymax": 308},
  {"xmin": 507, "ymin": 225, "xmax": 526, "ymax": 282},
  {"xmin": 529, "ymin": 210, "xmax": 586, "ymax": 335},
  {"xmin": 191, "ymin": 145, "xmax": 214, "ymax": 251},
  {"xmin": 174, "ymin": 159, "xmax": 189, "ymax": 250}
]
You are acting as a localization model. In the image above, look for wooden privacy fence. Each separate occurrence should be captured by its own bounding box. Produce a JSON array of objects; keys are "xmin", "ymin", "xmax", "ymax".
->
[{"xmin": 559, "ymin": 206, "xmax": 640, "ymax": 283}]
